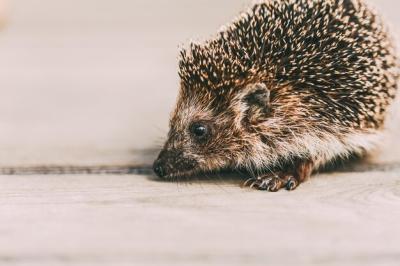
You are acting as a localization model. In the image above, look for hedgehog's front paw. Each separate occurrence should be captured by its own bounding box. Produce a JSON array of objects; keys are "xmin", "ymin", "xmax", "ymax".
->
[
  {"xmin": 244, "ymin": 174, "xmax": 298, "ymax": 192},
  {"xmin": 244, "ymin": 175, "xmax": 284, "ymax": 192}
]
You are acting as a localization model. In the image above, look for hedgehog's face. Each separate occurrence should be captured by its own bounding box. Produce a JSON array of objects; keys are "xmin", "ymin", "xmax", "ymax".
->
[
  {"xmin": 153, "ymin": 83, "xmax": 274, "ymax": 180},
  {"xmin": 153, "ymin": 92, "xmax": 233, "ymax": 179}
]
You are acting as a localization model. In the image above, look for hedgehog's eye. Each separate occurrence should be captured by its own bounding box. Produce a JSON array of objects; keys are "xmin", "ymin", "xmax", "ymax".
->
[{"xmin": 189, "ymin": 122, "xmax": 211, "ymax": 142}]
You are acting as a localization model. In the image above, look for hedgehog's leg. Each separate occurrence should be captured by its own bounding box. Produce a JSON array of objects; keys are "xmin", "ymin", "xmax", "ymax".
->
[{"xmin": 285, "ymin": 160, "xmax": 314, "ymax": 191}]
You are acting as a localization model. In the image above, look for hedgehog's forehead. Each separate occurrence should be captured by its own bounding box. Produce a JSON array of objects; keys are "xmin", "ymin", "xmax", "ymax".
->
[
  {"xmin": 173, "ymin": 85, "xmax": 233, "ymax": 125},
  {"xmin": 170, "ymin": 93, "xmax": 215, "ymax": 130}
]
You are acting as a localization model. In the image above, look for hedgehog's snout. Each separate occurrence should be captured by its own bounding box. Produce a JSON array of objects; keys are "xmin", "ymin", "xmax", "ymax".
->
[
  {"xmin": 153, "ymin": 159, "xmax": 166, "ymax": 178},
  {"xmin": 153, "ymin": 149, "xmax": 198, "ymax": 179}
]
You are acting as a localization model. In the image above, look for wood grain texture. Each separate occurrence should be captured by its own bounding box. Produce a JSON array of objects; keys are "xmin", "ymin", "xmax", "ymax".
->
[{"xmin": 1, "ymin": 172, "xmax": 400, "ymax": 266}]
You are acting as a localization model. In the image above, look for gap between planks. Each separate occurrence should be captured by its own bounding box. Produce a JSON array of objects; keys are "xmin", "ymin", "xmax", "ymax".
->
[{"xmin": 0, "ymin": 162, "xmax": 399, "ymax": 176}]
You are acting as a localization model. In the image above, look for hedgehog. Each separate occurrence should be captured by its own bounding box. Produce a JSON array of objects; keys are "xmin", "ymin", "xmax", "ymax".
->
[{"xmin": 153, "ymin": 0, "xmax": 399, "ymax": 192}]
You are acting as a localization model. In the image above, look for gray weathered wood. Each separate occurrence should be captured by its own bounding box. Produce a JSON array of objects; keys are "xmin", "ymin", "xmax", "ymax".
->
[{"xmin": 1, "ymin": 172, "xmax": 400, "ymax": 266}]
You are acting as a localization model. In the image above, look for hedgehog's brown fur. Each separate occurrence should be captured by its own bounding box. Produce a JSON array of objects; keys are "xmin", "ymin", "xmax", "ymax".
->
[{"xmin": 153, "ymin": 0, "xmax": 399, "ymax": 191}]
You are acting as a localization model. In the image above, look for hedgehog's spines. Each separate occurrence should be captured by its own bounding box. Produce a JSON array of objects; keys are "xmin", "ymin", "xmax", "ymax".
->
[{"xmin": 178, "ymin": 0, "xmax": 397, "ymax": 133}]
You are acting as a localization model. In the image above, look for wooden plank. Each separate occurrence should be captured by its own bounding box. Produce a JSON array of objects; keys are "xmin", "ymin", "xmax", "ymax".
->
[{"xmin": 0, "ymin": 171, "xmax": 399, "ymax": 266}]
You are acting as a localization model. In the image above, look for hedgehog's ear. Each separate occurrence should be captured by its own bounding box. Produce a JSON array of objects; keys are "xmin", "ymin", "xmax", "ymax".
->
[{"xmin": 239, "ymin": 83, "xmax": 271, "ymax": 125}]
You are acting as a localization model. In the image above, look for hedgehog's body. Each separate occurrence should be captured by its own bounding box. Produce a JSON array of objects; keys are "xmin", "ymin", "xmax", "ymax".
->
[{"xmin": 153, "ymin": 0, "xmax": 398, "ymax": 191}]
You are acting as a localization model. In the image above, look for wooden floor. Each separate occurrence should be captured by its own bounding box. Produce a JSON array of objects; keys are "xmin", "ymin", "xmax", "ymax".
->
[
  {"xmin": 1, "ymin": 168, "xmax": 400, "ymax": 266},
  {"xmin": 1, "ymin": 0, "xmax": 400, "ymax": 265}
]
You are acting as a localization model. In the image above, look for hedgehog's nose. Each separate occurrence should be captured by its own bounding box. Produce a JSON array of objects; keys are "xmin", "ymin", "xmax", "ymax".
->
[{"xmin": 153, "ymin": 159, "xmax": 166, "ymax": 178}]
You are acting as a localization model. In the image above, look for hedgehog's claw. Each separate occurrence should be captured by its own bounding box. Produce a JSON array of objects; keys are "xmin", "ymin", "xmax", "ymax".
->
[
  {"xmin": 256, "ymin": 176, "xmax": 282, "ymax": 192},
  {"xmin": 250, "ymin": 181, "xmax": 259, "ymax": 189},
  {"xmin": 244, "ymin": 175, "xmax": 284, "ymax": 192},
  {"xmin": 243, "ymin": 177, "xmax": 257, "ymax": 187},
  {"xmin": 286, "ymin": 176, "xmax": 299, "ymax": 191}
]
